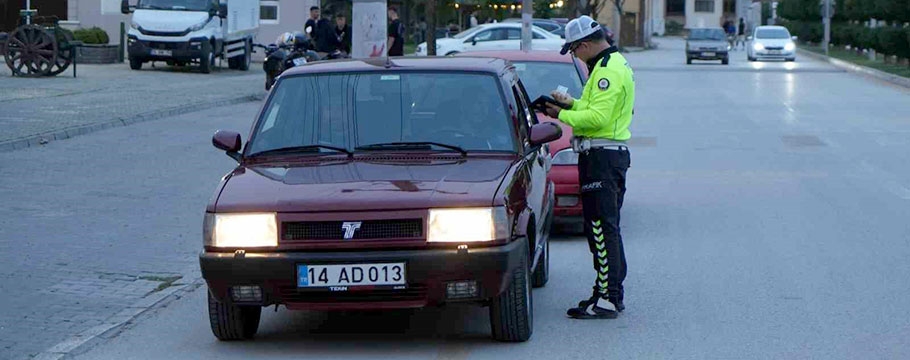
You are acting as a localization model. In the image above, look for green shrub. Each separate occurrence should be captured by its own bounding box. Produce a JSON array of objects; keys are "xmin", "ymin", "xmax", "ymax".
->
[
  {"xmin": 73, "ymin": 27, "xmax": 109, "ymax": 45},
  {"xmin": 877, "ymin": 26, "xmax": 910, "ymax": 57},
  {"xmin": 666, "ymin": 20, "xmax": 684, "ymax": 36}
]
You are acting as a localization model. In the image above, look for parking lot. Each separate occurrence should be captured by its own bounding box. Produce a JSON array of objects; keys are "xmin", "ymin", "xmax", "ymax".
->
[{"xmin": 2, "ymin": 36, "xmax": 910, "ymax": 359}]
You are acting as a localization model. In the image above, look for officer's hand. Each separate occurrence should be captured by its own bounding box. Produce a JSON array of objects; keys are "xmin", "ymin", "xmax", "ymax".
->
[
  {"xmin": 544, "ymin": 103, "xmax": 561, "ymax": 118},
  {"xmin": 551, "ymin": 91, "xmax": 574, "ymax": 107}
]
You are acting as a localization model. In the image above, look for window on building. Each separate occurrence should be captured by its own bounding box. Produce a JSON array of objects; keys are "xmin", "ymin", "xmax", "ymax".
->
[
  {"xmin": 666, "ymin": 0, "xmax": 685, "ymax": 16},
  {"xmin": 695, "ymin": 0, "xmax": 715, "ymax": 13},
  {"xmin": 260, "ymin": 1, "xmax": 279, "ymax": 24}
]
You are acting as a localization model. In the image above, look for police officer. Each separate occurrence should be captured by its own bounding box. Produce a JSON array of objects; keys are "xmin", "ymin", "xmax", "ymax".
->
[{"xmin": 544, "ymin": 15, "xmax": 635, "ymax": 319}]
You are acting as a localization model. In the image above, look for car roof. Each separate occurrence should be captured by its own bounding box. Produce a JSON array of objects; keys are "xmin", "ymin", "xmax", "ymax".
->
[
  {"xmin": 454, "ymin": 50, "xmax": 575, "ymax": 63},
  {"xmin": 282, "ymin": 56, "xmax": 514, "ymax": 76},
  {"xmin": 756, "ymin": 25, "xmax": 787, "ymax": 30}
]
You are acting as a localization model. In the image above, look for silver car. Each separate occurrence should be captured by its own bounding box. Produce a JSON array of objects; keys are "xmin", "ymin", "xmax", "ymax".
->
[
  {"xmin": 747, "ymin": 25, "xmax": 797, "ymax": 62},
  {"xmin": 686, "ymin": 28, "xmax": 730, "ymax": 65}
]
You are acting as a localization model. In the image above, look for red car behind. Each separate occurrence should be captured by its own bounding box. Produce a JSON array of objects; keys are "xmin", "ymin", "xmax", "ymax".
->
[{"xmin": 458, "ymin": 51, "xmax": 589, "ymax": 218}]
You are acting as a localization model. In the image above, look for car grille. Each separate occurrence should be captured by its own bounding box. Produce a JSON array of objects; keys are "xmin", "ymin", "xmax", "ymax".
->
[
  {"xmin": 765, "ymin": 46, "xmax": 784, "ymax": 50},
  {"xmin": 139, "ymin": 28, "xmax": 190, "ymax": 37},
  {"xmin": 282, "ymin": 219, "xmax": 424, "ymax": 241},
  {"xmin": 278, "ymin": 286, "xmax": 428, "ymax": 303},
  {"xmin": 147, "ymin": 41, "xmax": 183, "ymax": 50}
]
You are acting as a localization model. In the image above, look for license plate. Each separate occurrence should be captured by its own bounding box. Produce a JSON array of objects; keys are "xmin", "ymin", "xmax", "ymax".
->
[
  {"xmin": 292, "ymin": 57, "xmax": 307, "ymax": 66},
  {"xmin": 297, "ymin": 263, "xmax": 406, "ymax": 288},
  {"xmin": 769, "ymin": 50, "xmax": 781, "ymax": 54},
  {"xmin": 150, "ymin": 49, "xmax": 172, "ymax": 56},
  {"xmin": 701, "ymin": 52, "xmax": 715, "ymax": 57}
]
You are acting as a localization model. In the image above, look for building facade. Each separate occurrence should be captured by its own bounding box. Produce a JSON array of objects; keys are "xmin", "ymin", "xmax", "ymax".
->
[{"xmin": 649, "ymin": 0, "xmax": 758, "ymax": 35}]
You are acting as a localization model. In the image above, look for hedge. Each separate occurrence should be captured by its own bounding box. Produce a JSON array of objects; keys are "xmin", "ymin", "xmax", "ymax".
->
[{"xmin": 73, "ymin": 27, "xmax": 110, "ymax": 45}]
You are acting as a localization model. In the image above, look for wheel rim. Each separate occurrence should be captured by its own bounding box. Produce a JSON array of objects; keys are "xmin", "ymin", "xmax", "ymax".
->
[{"xmin": 5, "ymin": 25, "xmax": 58, "ymax": 77}]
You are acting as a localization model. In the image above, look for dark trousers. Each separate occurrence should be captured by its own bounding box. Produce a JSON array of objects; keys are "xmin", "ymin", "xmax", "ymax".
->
[{"xmin": 578, "ymin": 147, "xmax": 630, "ymax": 302}]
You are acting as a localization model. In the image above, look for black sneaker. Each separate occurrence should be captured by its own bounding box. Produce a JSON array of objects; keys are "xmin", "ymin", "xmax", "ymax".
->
[
  {"xmin": 577, "ymin": 292, "xmax": 625, "ymax": 312},
  {"xmin": 567, "ymin": 296, "xmax": 619, "ymax": 319}
]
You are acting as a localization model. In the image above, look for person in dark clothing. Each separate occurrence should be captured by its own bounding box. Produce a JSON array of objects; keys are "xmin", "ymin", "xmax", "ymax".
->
[
  {"xmin": 315, "ymin": 11, "xmax": 335, "ymax": 53},
  {"xmin": 334, "ymin": 14, "xmax": 352, "ymax": 54},
  {"xmin": 305, "ymin": 6, "xmax": 320, "ymax": 42},
  {"xmin": 387, "ymin": 6, "xmax": 404, "ymax": 56},
  {"xmin": 735, "ymin": 18, "xmax": 747, "ymax": 50}
]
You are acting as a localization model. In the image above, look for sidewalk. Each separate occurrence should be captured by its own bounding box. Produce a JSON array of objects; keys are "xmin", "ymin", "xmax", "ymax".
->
[{"xmin": 0, "ymin": 61, "xmax": 266, "ymax": 152}]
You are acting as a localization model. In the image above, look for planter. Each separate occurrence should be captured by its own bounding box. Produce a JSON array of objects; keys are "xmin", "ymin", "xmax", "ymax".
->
[{"xmin": 76, "ymin": 44, "xmax": 120, "ymax": 64}]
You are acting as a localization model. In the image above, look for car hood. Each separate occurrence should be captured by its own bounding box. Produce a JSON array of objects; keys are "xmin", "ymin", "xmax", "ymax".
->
[
  {"xmin": 687, "ymin": 40, "xmax": 727, "ymax": 50},
  {"xmin": 133, "ymin": 9, "xmax": 209, "ymax": 32},
  {"xmin": 754, "ymin": 38, "xmax": 791, "ymax": 47},
  {"xmin": 214, "ymin": 157, "xmax": 514, "ymax": 213}
]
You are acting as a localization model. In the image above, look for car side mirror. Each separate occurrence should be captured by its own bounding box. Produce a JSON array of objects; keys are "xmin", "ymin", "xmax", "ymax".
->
[
  {"xmin": 217, "ymin": 3, "xmax": 228, "ymax": 18},
  {"xmin": 213, "ymin": 130, "xmax": 242, "ymax": 161},
  {"xmin": 120, "ymin": 0, "xmax": 134, "ymax": 14},
  {"xmin": 472, "ymin": 38, "xmax": 477, "ymax": 46},
  {"xmin": 529, "ymin": 122, "xmax": 562, "ymax": 146}
]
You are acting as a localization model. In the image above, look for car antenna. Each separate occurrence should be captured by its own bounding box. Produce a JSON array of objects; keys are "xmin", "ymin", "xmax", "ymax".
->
[{"xmin": 384, "ymin": 56, "xmax": 393, "ymax": 68}]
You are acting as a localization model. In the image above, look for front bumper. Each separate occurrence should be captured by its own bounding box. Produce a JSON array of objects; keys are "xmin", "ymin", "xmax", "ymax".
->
[
  {"xmin": 200, "ymin": 239, "xmax": 527, "ymax": 310},
  {"xmin": 127, "ymin": 36, "xmax": 207, "ymax": 61},
  {"xmin": 687, "ymin": 50, "xmax": 728, "ymax": 60},
  {"xmin": 752, "ymin": 49, "xmax": 795, "ymax": 60}
]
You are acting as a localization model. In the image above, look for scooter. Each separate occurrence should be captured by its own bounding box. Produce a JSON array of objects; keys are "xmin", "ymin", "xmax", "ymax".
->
[{"xmin": 255, "ymin": 32, "xmax": 320, "ymax": 90}]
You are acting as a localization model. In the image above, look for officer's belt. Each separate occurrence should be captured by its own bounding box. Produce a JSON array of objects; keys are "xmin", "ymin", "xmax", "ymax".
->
[{"xmin": 571, "ymin": 137, "xmax": 628, "ymax": 153}]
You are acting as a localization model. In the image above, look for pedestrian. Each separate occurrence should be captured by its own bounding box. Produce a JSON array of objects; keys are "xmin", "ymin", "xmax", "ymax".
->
[
  {"xmin": 470, "ymin": 11, "xmax": 479, "ymax": 28},
  {"xmin": 723, "ymin": 20, "xmax": 735, "ymax": 50},
  {"xmin": 735, "ymin": 18, "xmax": 747, "ymax": 50},
  {"xmin": 335, "ymin": 13, "xmax": 352, "ymax": 54},
  {"xmin": 305, "ymin": 6, "xmax": 320, "ymax": 41},
  {"xmin": 387, "ymin": 6, "xmax": 404, "ymax": 56},
  {"xmin": 315, "ymin": 10, "xmax": 335, "ymax": 54},
  {"xmin": 544, "ymin": 15, "xmax": 634, "ymax": 320}
]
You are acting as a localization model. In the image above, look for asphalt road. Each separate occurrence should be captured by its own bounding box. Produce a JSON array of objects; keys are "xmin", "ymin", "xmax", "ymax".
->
[{"xmin": 4, "ymin": 37, "xmax": 910, "ymax": 359}]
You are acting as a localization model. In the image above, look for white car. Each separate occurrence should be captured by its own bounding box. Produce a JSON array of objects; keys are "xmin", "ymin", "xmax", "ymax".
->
[
  {"xmin": 415, "ymin": 23, "xmax": 564, "ymax": 56},
  {"xmin": 747, "ymin": 25, "xmax": 797, "ymax": 62}
]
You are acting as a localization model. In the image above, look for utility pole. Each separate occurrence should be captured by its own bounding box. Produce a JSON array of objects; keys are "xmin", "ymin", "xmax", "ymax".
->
[
  {"xmin": 822, "ymin": 0, "xmax": 831, "ymax": 56},
  {"xmin": 426, "ymin": 0, "xmax": 436, "ymax": 56},
  {"xmin": 521, "ymin": 0, "xmax": 532, "ymax": 51}
]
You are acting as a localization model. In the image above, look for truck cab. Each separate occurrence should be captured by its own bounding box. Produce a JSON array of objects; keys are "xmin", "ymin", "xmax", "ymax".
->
[{"xmin": 121, "ymin": 0, "xmax": 258, "ymax": 73}]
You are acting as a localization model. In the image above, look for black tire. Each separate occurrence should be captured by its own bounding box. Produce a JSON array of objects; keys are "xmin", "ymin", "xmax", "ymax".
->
[
  {"xmin": 786, "ymin": 57, "xmax": 796, "ymax": 62},
  {"xmin": 748, "ymin": 56, "xmax": 756, "ymax": 62},
  {"xmin": 200, "ymin": 46, "xmax": 214, "ymax": 74},
  {"xmin": 686, "ymin": 57, "xmax": 692, "ymax": 65},
  {"xmin": 531, "ymin": 238, "xmax": 549, "ymax": 288},
  {"xmin": 129, "ymin": 58, "xmax": 142, "ymax": 70},
  {"xmin": 207, "ymin": 290, "xmax": 261, "ymax": 341},
  {"xmin": 238, "ymin": 40, "xmax": 251, "ymax": 71},
  {"xmin": 722, "ymin": 57, "xmax": 729, "ymax": 65},
  {"xmin": 489, "ymin": 245, "xmax": 533, "ymax": 342}
]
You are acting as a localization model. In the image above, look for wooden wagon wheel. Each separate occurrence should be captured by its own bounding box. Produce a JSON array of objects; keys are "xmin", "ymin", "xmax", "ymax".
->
[
  {"xmin": 47, "ymin": 29, "xmax": 74, "ymax": 76},
  {"xmin": 4, "ymin": 24, "xmax": 58, "ymax": 77}
]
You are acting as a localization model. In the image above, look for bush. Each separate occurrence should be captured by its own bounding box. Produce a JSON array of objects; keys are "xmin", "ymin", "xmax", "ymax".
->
[
  {"xmin": 783, "ymin": 20, "xmax": 823, "ymax": 43},
  {"xmin": 666, "ymin": 20, "xmax": 684, "ymax": 36},
  {"xmin": 73, "ymin": 27, "xmax": 109, "ymax": 45},
  {"xmin": 858, "ymin": 26, "xmax": 879, "ymax": 51},
  {"xmin": 877, "ymin": 26, "xmax": 910, "ymax": 58}
]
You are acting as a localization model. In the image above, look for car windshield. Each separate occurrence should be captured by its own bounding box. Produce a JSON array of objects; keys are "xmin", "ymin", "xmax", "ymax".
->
[
  {"xmin": 513, "ymin": 61, "xmax": 584, "ymax": 100},
  {"xmin": 137, "ymin": 0, "xmax": 211, "ymax": 11},
  {"xmin": 756, "ymin": 28, "xmax": 791, "ymax": 39},
  {"xmin": 246, "ymin": 72, "xmax": 516, "ymax": 156},
  {"xmin": 688, "ymin": 29, "xmax": 725, "ymax": 41}
]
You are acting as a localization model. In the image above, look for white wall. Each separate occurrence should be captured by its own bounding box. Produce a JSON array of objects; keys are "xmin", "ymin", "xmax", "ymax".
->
[{"xmin": 685, "ymin": 0, "xmax": 722, "ymax": 28}]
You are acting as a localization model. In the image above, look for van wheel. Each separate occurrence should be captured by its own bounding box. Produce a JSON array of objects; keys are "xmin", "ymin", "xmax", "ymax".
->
[
  {"xmin": 686, "ymin": 57, "xmax": 692, "ymax": 65},
  {"xmin": 239, "ymin": 40, "xmax": 251, "ymax": 71},
  {"xmin": 721, "ymin": 57, "xmax": 729, "ymax": 65},
  {"xmin": 207, "ymin": 290, "xmax": 261, "ymax": 341},
  {"xmin": 129, "ymin": 58, "xmax": 142, "ymax": 70},
  {"xmin": 200, "ymin": 46, "xmax": 214, "ymax": 74},
  {"xmin": 489, "ymin": 246, "xmax": 533, "ymax": 342},
  {"xmin": 531, "ymin": 238, "xmax": 549, "ymax": 288}
]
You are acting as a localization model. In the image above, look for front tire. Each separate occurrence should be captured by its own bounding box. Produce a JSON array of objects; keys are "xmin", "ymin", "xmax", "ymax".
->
[
  {"xmin": 129, "ymin": 58, "xmax": 142, "ymax": 70},
  {"xmin": 208, "ymin": 291, "xmax": 261, "ymax": 341},
  {"xmin": 490, "ymin": 246, "xmax": 533, "ymax": 342},
  {"xmin": 722, "ymin": 56, "xmax": 729, "ymax": 65},
  {"xmin": 200, "ymin": 46, "xmax": 214, "ymax": 74},
  {"xmin": 686, "ymin": 57, "xmax": 692, "ymax": 65},
  {"xmin": 786, "ymin": 57, "xmax": 796, "ymax": 62}
]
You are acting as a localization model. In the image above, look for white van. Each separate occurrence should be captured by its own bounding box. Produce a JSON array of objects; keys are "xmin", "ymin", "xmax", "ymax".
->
[{"xmin": 121, "ymin": 0, "xmax": 258, "ymax": 73}]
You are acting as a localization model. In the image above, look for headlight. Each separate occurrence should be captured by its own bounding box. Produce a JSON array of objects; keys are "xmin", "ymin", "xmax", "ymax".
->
[
  {"xmin": 204, "ymin": 213, "xmax": 278, "ymax": 248},
  {"xmin": 428, "ymin": 207, "xmax": 508, "ymax": 242},
  {"xmin": 551, "ymin": 148, "xmax": 578, "ymax": 165},
  {"xmin": 188, "ymin": 19, "xmax": 209, "ymax": 32},
  {"xmin": 130, "ymin": 20, "xmax": 140, "ymax": 30},
  {"xmin": 784, "ymin": 42, "xmax": 796, "ymax": 51},
  {"xmin": 753, "ymin": 43, "xmax": 764, "ymax": 51}
]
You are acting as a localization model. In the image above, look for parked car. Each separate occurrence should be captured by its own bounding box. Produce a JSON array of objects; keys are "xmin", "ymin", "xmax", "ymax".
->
[
  {"xmin": 747, "ymin": 25, "xmax": 797, "ymax": 62},
  {"xmin": 686, "ymin": 27, "xmax": 730, "ymax": 65},
  {"xmin": 458, "ymin": 50, "xmax": 588, "ymax": 218},
  {"xmin": 415, "ymin": 23, "xmax": 563, "ymax": 56},
  {"xmin": 201, "ymin": 57, "xmax": 562, "ymax": 343},
  {"xmin": 502, "ymin": 18, "xmax": 565, "ymax": 38}
]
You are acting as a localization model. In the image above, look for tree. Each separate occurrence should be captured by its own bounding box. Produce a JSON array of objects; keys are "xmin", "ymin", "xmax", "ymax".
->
[{"xmin": 586, "ymin": 0, "xmax": 624, "ymax": 46}]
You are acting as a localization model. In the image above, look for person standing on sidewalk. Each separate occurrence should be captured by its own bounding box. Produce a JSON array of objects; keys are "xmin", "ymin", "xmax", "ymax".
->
[
  {"xmin": 387, "ymin": 7, "xmax": 405, "ymax": 56},
  {"xmin": 544, "ymin": 15, "xmax": 634, "ymax": 320},
  {"xmin": 735, "ymin": 18, "xmax": 747, "ymax": 50}
]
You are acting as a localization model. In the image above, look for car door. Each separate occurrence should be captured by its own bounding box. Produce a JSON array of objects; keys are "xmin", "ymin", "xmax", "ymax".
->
[{"xmin": 464, "ymin": 29, "xmax": 499, "ymax": 51}]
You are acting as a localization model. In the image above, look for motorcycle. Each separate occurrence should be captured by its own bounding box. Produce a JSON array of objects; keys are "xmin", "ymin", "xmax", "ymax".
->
[{"xmin": 255, "ymin": 32, "xmax": 320, "ymax": 90}]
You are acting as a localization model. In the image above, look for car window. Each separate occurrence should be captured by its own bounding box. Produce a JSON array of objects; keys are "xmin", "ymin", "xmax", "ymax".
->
[
  {"xmin": 511, "ymin": 85, "xmax": 531, "ymax": 147},
  {"xmin": 473, "ymin": 30, "xmax": 494, "ymax": 42},
  {"xmin": 508, "ymin": 28, "xmax": 548, "ymax": 40},
  {"xmin": 516, "ymin": 80, "xmax": 538, "ymax": 126},
  {"xmin": 512, "ymin": 61, "xmax": 585, "ymax": 100},
  {"xmin": 532, "ymin": 30, "xmax": 546, "ymax": 39},
  {"xmin": 534, "ymin": 22, "xmax": 559, "ymax": 31},
  {"xmin": 688, "ymin": 28, "xmax": 725, "ymax": 41},
  {"xmin": 247, "ymin": 72, "xmax": 516, "ymax": 154},
  {"xmin": 756, "ymin": 28, "xmax": 790, "ymax": 39}
]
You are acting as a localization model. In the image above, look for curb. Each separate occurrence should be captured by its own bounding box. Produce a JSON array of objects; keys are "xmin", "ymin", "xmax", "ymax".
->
[
  {"xmin": 798, "ymin": 48, "xmax": 910, "ymax": 89},
  {"xmin": 33, "ymin": 277, "xmax": 205, "ymax": 360},
  {"xmin": 0, "ymin": 93, "xmax": 267, "ymax": 153}
]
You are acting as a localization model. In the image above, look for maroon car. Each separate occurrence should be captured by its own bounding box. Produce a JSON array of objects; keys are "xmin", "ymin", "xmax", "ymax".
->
[
  {"xmin": 458, "ymin": 51, "xmax": 589, "ymax": 218},
  {"xmin": 201, "ymin": 57, "xmax": 562, "ymax": 342}
]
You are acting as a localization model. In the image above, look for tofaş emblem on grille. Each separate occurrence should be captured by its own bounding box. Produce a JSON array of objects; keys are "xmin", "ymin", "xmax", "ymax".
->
[{"xmin": 341, "ymin": 222, "xmax": 362, "ymax": 239}]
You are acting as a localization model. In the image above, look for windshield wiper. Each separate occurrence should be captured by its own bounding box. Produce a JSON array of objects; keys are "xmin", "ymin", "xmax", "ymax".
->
[
  {"xmin": 356, "ymin": 142, "xmax": 467, "ymax": 156},
  {"xmin": 249, "ymin": 145, "xmax": 352, "ymax": 158}
]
